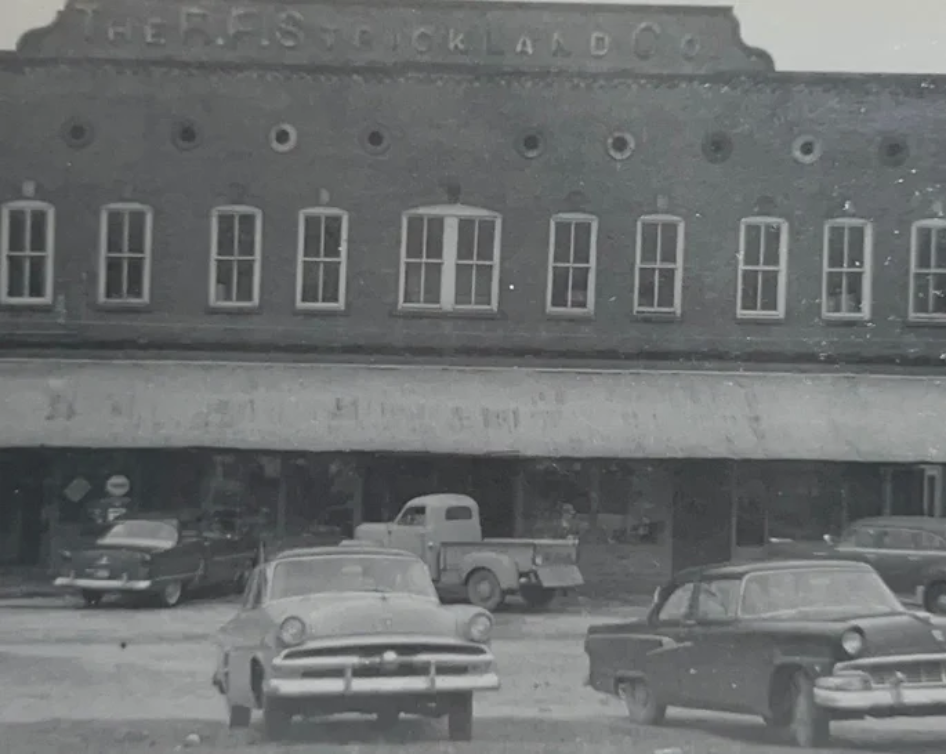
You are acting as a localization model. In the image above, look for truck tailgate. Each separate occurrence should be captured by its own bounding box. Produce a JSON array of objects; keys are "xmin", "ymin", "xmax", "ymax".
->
[{"xmin": 532, "ymin": 540, "xmax": 584, "ymax": 587}]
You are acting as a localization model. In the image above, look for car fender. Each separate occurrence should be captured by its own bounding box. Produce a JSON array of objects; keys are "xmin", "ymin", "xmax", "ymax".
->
[
  {"xmin": 770, "ymin": 650, "xmax": 834, "ymax": 681},
  {"xmin": 459, "ymin": 551, "xmax": 519, "ymax": 590}
]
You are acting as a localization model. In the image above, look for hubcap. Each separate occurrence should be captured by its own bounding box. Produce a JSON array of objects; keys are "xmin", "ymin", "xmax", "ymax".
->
[
  {"xmin": 165, "ymin": 582, "xmax": 182, "ymax": 604},
  {"xmin": 619, "ymin": 682, "xmax": 650, "ymax": 715},
  {"xmin": 475, "ymin": 580, "xmax": 494, "ymax": 600}
]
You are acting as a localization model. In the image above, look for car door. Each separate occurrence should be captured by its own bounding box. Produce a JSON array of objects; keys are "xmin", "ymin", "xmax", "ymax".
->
[
  {"xmin": 223, "ymin": 568, "xmax": 271, "ymax": 709},
  {"xmin": 873, "ymin": 526, "xmax": 935, "ymax": 603},
  {"xmin": 635, "ymin": 580, "xmax": 699, "ymax": 706},
  {"xmin": 676, "ymin": 578, "xmax": 745, "ymax": 710}
]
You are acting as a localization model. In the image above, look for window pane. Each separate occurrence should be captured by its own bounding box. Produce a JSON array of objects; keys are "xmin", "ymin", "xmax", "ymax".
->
[
  {"xmin": 740, "ymin": 270, "xmax": 759, "ymax": 311},
  {"xmin": 742, "ymin": 223, "xmax": 761, "ymax": 266},
  {"xmin": 658, "ymin": 222, "xmax": 678, "ymax": 264},
  {"xmin": 405, "ymin": 217, "xmax": 424, "ymax": 260},
  {"xmin": 7, "ymin": 209, "xmax": 26, "ymax": 253},
  {"xmin": 126, "ymin": 258, "xmax": 144, "ymax": 299},
  {"xmin": 914, "ymin": 274, "xmax": 931, "ymax": 314},
  {"xmin": 934, "ymin": 274, "xmax": 946, "ymax": 313},
  {"xmin": 128, "ymin": 211, "xmax": 147, "ymax": 255},
  {"xmin": 847, "ymin": 225, "xmax": 865, "ymax": 268},
  {"xmin": 570, "ymin": 267, "xmax": 590, "ymax": 308},
  {"xmin": 323, "ymin": 216, "xmax": 343, "ymax": 259},
  {"xmin": 656, "ymin": 268, "xmax": 676, "ymax": 309},
  {"xmin": 301, "ymin": 262, "xmax": 320, "ymax": 303},
  {"xmin": 640, "ymin": 222, "xmax": 659, "ymax": 264},
  {"xmin": 403, "ymin": 260, "xmax": 441, "ymax": 305},
  {"xmin": 476, "ymin": 219, "xmax": 495, "ymax": 262},
  {"xmin": 106, "ymin": 211, "xmax": 124, "ymax": 255},
  {"xmin": 550, "ymin": 266, "xmax": 571, "ymax": 308},
  {"xmin": 105, "ymin": 258, "xmax": 124, "ymax": 299},
  {"xmin": 235, "ymin": 260, "xmax": 255, "ymax": 301},
  {"xmin": 215, "ymin": 261, "xmax": 234, "ymax": 301},
  {"xmin": 553, "ymin": 222, "xmax": 571, "ymax": 264},
  {"xmin": 845, "ymin": 273, "xmax": 863, "ymax": 313},
  {"xmin": 29, "ymin": 209, "xmax": 47, "ymax": 252},
  {"xmin": 637, "ymin": 268, "xmax": 657, "ymax": 309},
  {"xmin": 321, "ymin": 261, "xmax": 341, "ymax": 304},
  {"xmin": 216, "ymin": 215, "xmax": 235, "ymax": 257},
  {"xmin": 455, "ymin": 265, "xmax": 472, "ymax": 306},
  {"xmin": 457, "ymin": 218, "xmax": 476, "ymax": 261},
  {"xmin": 936, "ymin": 228, "xmax": 946, "ymax": 269},
  {"xmin": 827, "ymin": 226, "xmax": 845, "ymax": 269},
  {"xmin": 27, "ymin": 258, "xmax": 46, "ymax": 298},
  {"xmin": 474, "ymin": 265, "xmax": 493, "ymax": 306},
  {"xmin": 6, "ymin": 256, "xmax": 25, "ymax": 297},
  {"xmin": 759, "ymin": 270, "xmax": 780, "ymax": 311},
  {"xmin": 424, "ymin": 218, "xmax": 443, "ymax": 260},
  {"xmin": 762, "ymin": 223, "xmax": 782, "ymax": 266},
  {"xmin": 573, "ymin": 221, "xmax": 592, "ymax": 265},
  {"xmin": 916, "ymin": 227, "xmax": 933, "ymax": 269},
  {"xmin": 303, "ymin": 215, "xmax": 323, "ymax": 259},
  {"xmin": 236, "ymin": 214, "xmax": 256, "ymax": 257}
]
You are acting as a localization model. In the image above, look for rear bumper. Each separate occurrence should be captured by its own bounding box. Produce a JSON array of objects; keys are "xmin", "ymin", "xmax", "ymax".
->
[
  {"xmin": 53, "ymin": 577, "xmax": 153, "ymax": 592},
  {"xmin": 264, "ymin": 672, "xmax": 500, "ymax": 698}
]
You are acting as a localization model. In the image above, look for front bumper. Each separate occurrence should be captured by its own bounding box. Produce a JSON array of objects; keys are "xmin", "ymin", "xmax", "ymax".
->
[
  {"xmin": 815, "ymin": 653, "xmax": 946, "ymax": 714},
  {"xmin": 53, "ymin": 577, "xmax": 153, "ymax": 592},
  {"xmin": 264, "ymin": 672, "xmax": 501, "ymax": 698}
]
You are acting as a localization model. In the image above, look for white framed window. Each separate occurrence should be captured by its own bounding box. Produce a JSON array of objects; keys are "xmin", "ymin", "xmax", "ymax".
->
[
  {"xmin": 909, "ymin": 219, "xmax": 946, "ymax": 320},
  {"xmin": 822, "ymin": 218, "xmax": 872, "ymax": 320},
  {"xmin": 399, "ymin": 205, "xmax": 501, "ymax": 311},
  {"xmin": 296, "ymin": 208, "xmax": 348, "ymax": 310},
  {"xmin": 737, "ymin": 217, "xmax": 788, "ymax": 319},
  {"xmin": 634, "ymin": 215, "xmax": 685, "ymax": 315},
  {"xmin": 209, "ymin": 206, "xmax": 262, "ymax": 308},
  {"xmin": 546, "ymin": 213, "xmax": 597, "ymax": 314},
  {"xmin": 99, "ymin": 203, "xmax": 153, "ymax": 304},
  {"xmin": 0, "ymin": 200, "xmax": 55, "ymax": 305}
]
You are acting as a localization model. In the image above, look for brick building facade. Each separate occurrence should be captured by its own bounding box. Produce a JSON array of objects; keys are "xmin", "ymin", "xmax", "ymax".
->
[{"xmin": 1, "ymin": 0, "xmax": 945, "ymax": 592}]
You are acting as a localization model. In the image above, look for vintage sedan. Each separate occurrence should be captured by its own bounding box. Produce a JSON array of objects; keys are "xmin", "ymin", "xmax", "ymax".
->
[
  {"xmin": 585, "ymin": 559, "xmax": 946, "ymax": 748},
  {"xmin": 54, "ymin": 511, "xmax": 258, "ymax": 608},
  {"xmin": 211, "ymin": 545, "xmax": 500, "ymax": 741}
]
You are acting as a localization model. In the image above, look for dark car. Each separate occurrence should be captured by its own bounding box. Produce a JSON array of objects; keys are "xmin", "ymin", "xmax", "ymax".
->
[
  {"xmin": 585, "ymin": 559, "xmax": 946, "ymax": 749},
  {"xmin": 54, "ymin": 511, "xmax": 259, "ymax": 608},
  {"xmin": 815, "ymin": 516, "xmax": 946, "ymax": 614}
]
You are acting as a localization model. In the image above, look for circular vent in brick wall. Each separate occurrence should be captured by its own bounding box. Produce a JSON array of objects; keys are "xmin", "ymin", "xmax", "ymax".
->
[
  {"xmin": 516, "ymin": 129, "xmax": 546, "ymax": 159},
  {"xmin": 61, "ymin": 117, "xmax": 95, "ymax": 149},
  {"xmin": 878, "ymin": 135, "xmax": 909, "ymax": 167},
  {"xmin": 269, "ymin": 123, "xmax": 298, "ymax": 153},
  {"xmin": 360, "ymin": 125, "xmax": 391, "ymax": 155},
  {"xmin": 607, "ymin": 131, "xmax": 636, "ymax": 161},
  {"xmin": 792, "ymin": 135, "xmax": 823, "ymax": 165},
  {"xmin": 702, "ymin": 130, "xmax": 734, "ymax": 164},
  {"xmin": 171, "ymin": 118, "xmax": 202, "ymax": 151}
]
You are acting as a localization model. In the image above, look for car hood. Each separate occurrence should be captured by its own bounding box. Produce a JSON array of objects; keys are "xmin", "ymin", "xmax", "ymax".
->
[
  {"xmin": 265, "ymin": 592, "xmax": 464, "ymax": 639},
  {"xmin": 847, "ymin": 611, "xmax": 946, "ymax": 657}
]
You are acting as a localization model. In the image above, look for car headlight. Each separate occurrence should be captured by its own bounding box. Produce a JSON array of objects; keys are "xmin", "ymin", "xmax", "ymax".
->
[
  {"xmin": 841, "ymin": 628, "xmax": 865, "ymax": 658},
  {"xmin": 467, "ymin": 613, "xmax": 492, "ymax": 643},
  {"xmin": 278, "ymin": 616, "xmax": 306, "ymax": 646}
]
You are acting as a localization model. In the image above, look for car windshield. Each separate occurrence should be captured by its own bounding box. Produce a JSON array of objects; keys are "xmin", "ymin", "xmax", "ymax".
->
[
  {"xmin": 270, "ymin": 555, "xmax": 438, "ymax": 601},
  {"xmin": 740, "ymin": 567, "xmax": 904, "ymax": 620},
  {"xmin": 98, "ymin": 520, "xmax": 178, "ymax": 547}
]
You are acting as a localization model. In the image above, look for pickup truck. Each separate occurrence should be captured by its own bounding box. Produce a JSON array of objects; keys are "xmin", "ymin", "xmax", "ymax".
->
[{"xmin": 351, "ymin": 493, "xmax": 584, "ymax": 611}]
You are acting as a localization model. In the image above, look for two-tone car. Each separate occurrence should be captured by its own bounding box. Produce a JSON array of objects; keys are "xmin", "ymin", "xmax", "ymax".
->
[
  {"xmin": 585, "ymin": 559, "xmax": 946, "ymax": 748},
  {"xmin": 211, "ymin": 545, "xmax": 501, "ymax": 741},
  {"xmin": 54, "ymin": 511, "xmax": 258, "ymax": 608}
]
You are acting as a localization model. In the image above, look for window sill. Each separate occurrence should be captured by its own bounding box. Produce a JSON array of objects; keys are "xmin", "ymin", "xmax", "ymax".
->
[
  {"xmin": 391, "ymin": 306, "xmax": 503, "ymax": 320},
  {"xmin": 633, "ymin": 311, "xmax": 681, "ymax": 323},
  {"xmin": 545, "ymin": 308, "xmax": 595, "ymax": 320},
  {"xmin": 820, "ymin": 316, "xmax": 870, "ymax": 327},
  {"xmin": 735, "ymin": 313, "xmax": 786, "ymax": 323}
]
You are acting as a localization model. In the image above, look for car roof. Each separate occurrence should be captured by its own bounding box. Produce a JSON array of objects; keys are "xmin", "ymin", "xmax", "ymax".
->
[
  {"xmin": 403, "ymin": 493, "xmax": 479, "ymax": 510},
  {"xmin": 674, "ymin": 558, "xmax": 873, "ymax": 583},
  {"xmin": 270, "ymin": 545, "xmax": 420, "ymax": 562},
  {"xmin": 848, "ymin": 516, "xmax": 946, "ymax": 531}
]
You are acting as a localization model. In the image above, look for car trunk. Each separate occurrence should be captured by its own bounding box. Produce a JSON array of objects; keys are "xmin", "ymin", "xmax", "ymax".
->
[{"xmin": 66, "ymin": 545, "xmax": 155, "ymax": 581}]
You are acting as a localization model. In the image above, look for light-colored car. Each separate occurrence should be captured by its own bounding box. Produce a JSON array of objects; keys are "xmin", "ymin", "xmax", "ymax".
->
[{"xmin": 211, "ymin": 544, "xmax": 500, "ymax": 741}]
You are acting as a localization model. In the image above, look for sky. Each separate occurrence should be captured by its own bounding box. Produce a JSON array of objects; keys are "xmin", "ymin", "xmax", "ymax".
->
[{"xmin": 1, "ymin": 0, "xmax": 945, "ymax": 74}]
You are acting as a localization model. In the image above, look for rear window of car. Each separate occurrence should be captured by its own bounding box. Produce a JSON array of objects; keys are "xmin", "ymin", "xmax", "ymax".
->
[
  {"xmin": 838, "ymin": 526, "xmax": 877, "ymax": 548},
  {"xmin": 445, "ymin": 506, "xmax": 473, "ymax": 521}
]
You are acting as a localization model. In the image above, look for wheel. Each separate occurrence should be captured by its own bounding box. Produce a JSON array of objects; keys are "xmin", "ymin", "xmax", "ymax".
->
[
  {"xmin": 158, "ymin": 580, "xmax": 183, "ymax": 608},
  {"xmin": 520, "ymin": 585, "xmax": 556, "ymax": 609},
  {"xmin": 81, "ymin": 590, "xmax": 103, "ymax": 608},
  {"xmin": 616, "ymin": 677, "xmax": 666, "ymax": 725},
  {"xmin": 375, "ymin": 707, "xmax": 400, "ymax": 730},
  {"xmin": 263, "ymin": 695, "xmax": 292, "ymax": 740},
  {"xmin": 228, "ymin": 702, "xmax": 251, "ymax": 728},
  {"xmin": 788, "ymin": 671, "xmax": 830, "ymax": 748},
  {"xmin": 447, "ymin": 693, "xmax": 473, "ymax": 741},
  {"xmin": 466, "ymin": 569, "xmax": 504, "ymax": 611},
  {"xmin": 925, "ymin": 582, "xmax": 946, "ymax": 614}
]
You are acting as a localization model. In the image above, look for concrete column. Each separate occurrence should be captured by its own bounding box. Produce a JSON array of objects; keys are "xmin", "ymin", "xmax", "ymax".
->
[
  {"xmin": 350, "ymin": 457, "xmax": 364, "ymax": 531},
  {"xmin": 275, "ymin": 457, "xmax": 287, "ymax": 537},
  {"xmin": 587, "ymin": 460, "xmax": 601, "ymax": 530},
  {"xmin": 512, "ymin": 462, "xmax": 526, "ymax": 537}
]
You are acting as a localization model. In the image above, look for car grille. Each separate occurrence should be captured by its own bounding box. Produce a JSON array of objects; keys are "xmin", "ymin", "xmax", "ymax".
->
[
  {"xmin": 285, "ymin": 642, "xmax": 487, "ymax": 680},
  {"xmin": 866, "ymin": 661, "xmax": 946, "ymax": 686}
]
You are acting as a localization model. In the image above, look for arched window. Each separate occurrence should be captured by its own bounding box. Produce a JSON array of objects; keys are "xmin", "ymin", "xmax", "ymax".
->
[
  {"xmin": 398, "ymin": 205, "xmax": 502, "ymax": 311},
  {"xmin": 0, "ymin": 200, "xmax": 55, "ymax": 305},
  {"xmin": 209, "ymin": 205, "xmax": 262, "ymax": 308}
]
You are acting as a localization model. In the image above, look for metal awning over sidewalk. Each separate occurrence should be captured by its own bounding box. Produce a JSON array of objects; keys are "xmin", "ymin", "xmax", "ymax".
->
[{"xmin": 0, "ymin": 358, "xmax": 943, "ymax": 462}]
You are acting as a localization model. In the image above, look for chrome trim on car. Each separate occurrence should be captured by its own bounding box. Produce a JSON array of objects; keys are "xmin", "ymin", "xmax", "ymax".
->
[
  {"xmin": 53, "ymin": 577, "xmax": 153, "ymax": 591},
  {"xmin": 263, "ymin": 672, "xmax": 500, "ymax": 697},
  {"xmin": 815, "ymin": 653, "xmax": 946, "ymax": 711}
]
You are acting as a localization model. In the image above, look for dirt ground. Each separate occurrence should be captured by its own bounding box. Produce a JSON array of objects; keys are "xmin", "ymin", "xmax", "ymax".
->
[{"xmin": 1, "ymin": 595, "xmax": 945, "ymax": 754}]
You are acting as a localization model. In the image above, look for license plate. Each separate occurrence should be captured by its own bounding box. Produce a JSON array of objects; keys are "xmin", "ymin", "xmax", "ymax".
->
[{"xmin": 91, "ymin": 569, "xmax": 110, "ymax": 579}]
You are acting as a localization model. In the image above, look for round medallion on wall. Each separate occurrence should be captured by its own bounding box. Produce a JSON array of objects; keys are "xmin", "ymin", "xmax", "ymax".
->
[
  {"xmin": 61, "ymin": 116, "xmax": 95, "ymax": 149},
  {"xmin": 269, "ymin": 123, "xmax": 298, "ymax": 153},
  {"xmin": 171, "ymin": 118, "xmax": 202, "ymax": 151},
  {"xmin": 878, "ymin": 135, "xmax": 909, "ymax": 167},
  {"xmin": 360, "ymin": 124, "xmax": 391, "ymax": 156},
  {"xmin": 515, "ymin": 129, "xmax": 546, "ymax": 159},
  {"xmin": 702, "ymin": 130, "xmax": 734, "ymax": 164},
  {"xmin": 791, "ymin": 134, "xmax": 823, "ymax": 165},
  {"xmin": 606, "ymin": 131, "xmax": 636, "ymax": 161}
]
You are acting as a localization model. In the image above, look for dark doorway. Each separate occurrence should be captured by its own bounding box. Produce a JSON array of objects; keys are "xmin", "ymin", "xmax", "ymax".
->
[
  {"xmin": 0, "ymin": 451, "xmax": 47, "ymax": 566},
  {"xmin": 671, "ymin": 460, "xmax": 734, "ymax": 574}
]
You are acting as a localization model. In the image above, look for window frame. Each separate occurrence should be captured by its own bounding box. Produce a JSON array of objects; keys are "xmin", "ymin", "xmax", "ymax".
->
[
  {"xmin": 0, "ymin": 199, "xmax": 56, "ymax": 306},
  {"xmin": 652, "ymin": 581, "xmax": 696, "ymax": 624},
  {"xmin": 694, "ymin": 577, "xmax": 742, "ymax": 623},
  {"xmin": 397, "ymin": 204, "xmax": 502, "ymax": 313},
  {"xmin": 295, "ymin": 207, "xmax": 349, "ymax": 311},
  {"xmin": 545, "ymin": 211, "xmax": 598, "ymax": 315},
  {"xmin": 633, "ymin": 214, "xmax": 685, "ymax": 316},
  {"xmin": 208, "ymin": 204, "xmax": 263, "ymax": 309},
  {"xmin": 908, "ymin": 218, "xmax": 946, "ymax": 322},
  {"xmin": 98, "ymin": 202, "xmax": 154, "ymax": 305},
  {"xmin": 736, "ymin": 216, "xmax": 789, "ymax": 321},
  {"xmin": 821, "ymin": 217, "xmax": 873, "ymax": 322}
]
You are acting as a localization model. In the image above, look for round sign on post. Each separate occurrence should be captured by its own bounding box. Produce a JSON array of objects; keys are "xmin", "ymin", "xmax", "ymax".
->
[{"xmin": 105, "ymin": 474, "xmax": 131, "ymax": 498}]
